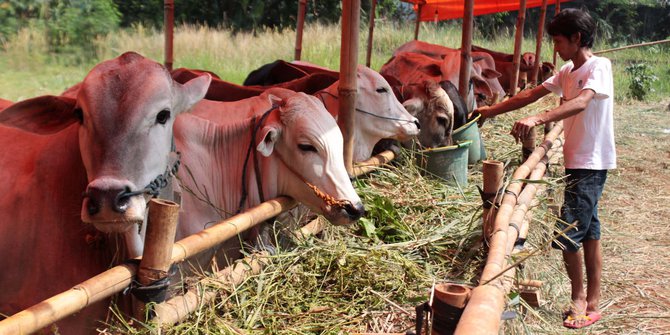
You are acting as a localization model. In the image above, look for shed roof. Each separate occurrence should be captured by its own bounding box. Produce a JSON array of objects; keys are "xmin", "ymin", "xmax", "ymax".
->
[{"xmin": 402, "ymin": 0, "xmax": 570, "ymax": 22}]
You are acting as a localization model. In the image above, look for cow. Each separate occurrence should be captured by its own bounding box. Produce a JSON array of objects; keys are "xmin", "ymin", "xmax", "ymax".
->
[
  {"xmin": 243, "ymin": 59, "xmax": 338, "ymax": 86},
  {"xmin": 175, "ymin": 65, "xmax": 419, "ymax": 163},
  {"xmin": 173, "ymin": 68, "xmax": 339, "ymax": 102},
  {"xmin": 0, "ymin": 98, "xmax": 12, "ymax": 110},
  {"xmin": 173, "ymin": 88, "xmax": 364, "ymax": 267},
  {"xmin": 388, "ymin": 41, "xmax": 506, "ymax": 107},
  {"xmin": 0, "ymin": 52, "xmax": 210, "ymax": 334},
  {"xmin": 472, "ymin": 45, "xmax": 556, "ymax": 92}
]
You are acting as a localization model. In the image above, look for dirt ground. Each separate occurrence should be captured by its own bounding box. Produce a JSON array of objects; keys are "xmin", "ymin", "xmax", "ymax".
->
[
  {"xmin": 518, "ymin": 99, "xmax": 670, "ymax": 334},
  {"xmin": 596, "ymin": 100, "xmax": 670, "ymax": 334}
]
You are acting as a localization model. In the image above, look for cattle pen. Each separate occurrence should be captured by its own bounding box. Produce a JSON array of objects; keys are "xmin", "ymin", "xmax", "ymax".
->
[{"xmin": 1, "ymin": 0, "xmax": 669, "ymax": 334}]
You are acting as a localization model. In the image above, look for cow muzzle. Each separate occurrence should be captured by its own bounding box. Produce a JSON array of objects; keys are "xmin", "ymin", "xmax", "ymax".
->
[{"xmin": 82, "ymin": 178, "xmax": 145, "ymax": 232}]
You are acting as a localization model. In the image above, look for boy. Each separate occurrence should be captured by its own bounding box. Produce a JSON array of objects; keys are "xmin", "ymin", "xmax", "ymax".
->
[{"xmin": 476, "ymin": 8, "xmax": 615, "ymax": 329}]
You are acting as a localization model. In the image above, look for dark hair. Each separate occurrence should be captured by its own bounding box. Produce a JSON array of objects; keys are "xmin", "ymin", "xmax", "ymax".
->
[{"xmin": 547, "ymin": 8, "xmax": 596, "ymax": 48}]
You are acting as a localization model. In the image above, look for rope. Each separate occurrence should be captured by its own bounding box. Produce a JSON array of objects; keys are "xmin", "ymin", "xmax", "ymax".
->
[
  {"xmin": 315, "ymin": 90, "xmax": 415, "ymax": 123},
  {"xmin": 118, "ymin": 151, "xmax": 181, "ymax": 199}
]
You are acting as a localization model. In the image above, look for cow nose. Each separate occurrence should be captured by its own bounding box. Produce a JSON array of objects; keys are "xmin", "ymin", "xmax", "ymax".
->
[
  {"xmin": 343, "ymin": 202, "xmax": 365, "ymax": 221},
  {"xmin": 85, "ymin": 185, "xmax": 134, "ymax": 215},
  {"xmin": 414, "ymin": 119, "xmax": 421, "ymax": 130}
]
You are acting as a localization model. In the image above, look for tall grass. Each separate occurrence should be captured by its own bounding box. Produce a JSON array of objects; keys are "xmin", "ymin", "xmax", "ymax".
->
[{"xmin": 1, "ymin": 22, "xmax": 669, "ymax": 101}]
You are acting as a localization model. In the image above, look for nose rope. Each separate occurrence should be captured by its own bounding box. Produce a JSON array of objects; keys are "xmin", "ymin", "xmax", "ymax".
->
[
  {"xmin": 314, "ymin": 90, "xmax": 416, "ymax": 123},
  {"xmin": 113, "ymin": 151, "xmax": 182, "ymax": 199}
]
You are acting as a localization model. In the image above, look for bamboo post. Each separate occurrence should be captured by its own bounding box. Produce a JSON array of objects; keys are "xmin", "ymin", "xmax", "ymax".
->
[
  {"xmin": 482, "ymin": 160, "xmax": 504, "ymax": 241},
  {"xmin": 521, "ymin": 127, "xmax": 537, "ymax": 162},
  {"xmin": 414, "ymin": 4, "xmax": 423, "ymax": 40},
  {"xmin": 365, "ymin": 0, "xmax": 377, "ymax": 67},
  {"xmin": 454, "ymin": 124, "xmax": 563, "ymax": 335},
  {"xmin": 294, "ymin": 0, "xmax": 307, "ymax": 61},
  {"xmin": 458, "ymin": 0, "xmax": 474, "ymax": 103},
  {"xmin": 594, "ymin": 39, "xmax": 670, "ymax": 55},
  {"xmin": 164, "ymin": 0, "xmax": 174, "ymax": 71},
  {"xmin": 133, "ymin": 199, "xmax": 180, "ymax": 321},
  {"xmin": 509, "ymin": 0, "xmax": 527, "ymax": 97},
  {"xmin": 431, "ymin": 283, "xmax": 472, "ymax": 334},
  {"xmin": 339, "ymin": 0, "xmax": 360, "ymax": 176},
  {"xmin": 552, "ymin": 0, "xmax": 561, "ymax": 66},
  {"xmin": 530, "ymin": 0, "xmax": 549, "ymax": 85}
]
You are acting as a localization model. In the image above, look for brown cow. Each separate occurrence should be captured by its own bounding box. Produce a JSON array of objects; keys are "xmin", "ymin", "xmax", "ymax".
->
[{"xmin": 0, "ymin": 98, "xmax": 12, "ymax": 111}]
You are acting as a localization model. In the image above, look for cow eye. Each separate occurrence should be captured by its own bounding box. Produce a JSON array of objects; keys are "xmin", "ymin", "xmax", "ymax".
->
[
  {"xmin": 376, "ymin": 87, "xmax": 388, "ymax": 93},
  {"xmin": 73, "ymin": 107, "xmax": 84, "ymax": 123},
  {"xmin": 436, "ymin": 115, "xmax": 449, "ymax": 127},
  {"xmin": 298, "ymin": 143, "xmax": 318, "ymax": 153},
  {"xmin": 156, "ymin": 109, "xmax": 171, "ymax": 124}
]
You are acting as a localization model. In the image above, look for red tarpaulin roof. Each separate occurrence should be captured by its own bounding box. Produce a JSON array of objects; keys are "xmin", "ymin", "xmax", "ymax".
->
[{"xmin": 403, "ymin": 0, "xmax": 571, "ymax": 22}]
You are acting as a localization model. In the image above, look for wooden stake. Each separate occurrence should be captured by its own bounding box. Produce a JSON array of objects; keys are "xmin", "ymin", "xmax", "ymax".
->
[
  {"xmin": 339, "ymin": 0, "xmax": 361, "ymax": 176},
  {"xmin": 458, "ymin": 0, "xmax": 474, "ymax": 103},
  {"xmin": 365, "ymin": 0, "xmax": 377, "ymax": 67},
  {"xmin": 482, "ymin": 160, "xmax": 504, "ymax": 241},
  {"xmin": 530, "ymin": 0, "xmax": 549, "ymax": 85},
  {"xmin": 134, "ymin": 199, "xmax": 180, "ymax": 321},
  {"xmin": 294, "ymin": 0, "xmax": 307, "ymax": 61},
  {"xmin": 163, "ymin": 0, "xmax": 174, "ymax": 71},
  {"xmin": 414, "ymin": 4, "xmax": 423, "ymax": 40},
  {"xmin": 509, "ymin": 0, "xmax": 528, "ymax": 97}
]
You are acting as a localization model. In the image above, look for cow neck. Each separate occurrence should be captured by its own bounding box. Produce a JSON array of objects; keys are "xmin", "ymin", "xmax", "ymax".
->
[{"xmin": 236, "ymin": 104, "xmax": 279, "ymax": 214}]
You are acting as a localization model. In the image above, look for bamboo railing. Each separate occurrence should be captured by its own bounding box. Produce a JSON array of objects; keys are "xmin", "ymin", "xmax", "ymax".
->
[{"xmin": 454, "ymin": 123, "xmax": 564, "ymax": 334}]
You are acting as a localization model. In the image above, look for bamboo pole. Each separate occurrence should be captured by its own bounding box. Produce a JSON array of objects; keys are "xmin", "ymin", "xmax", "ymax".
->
[
  {"xmin": 134, "ymin": 199, "xmax": 180, "ymax": 320},
  {"xmin": 454, "ymin": 124, "xmax": 563, "ymax": 335},
  {"xmin": 339, "ymin": 0, "xmax": 361, "ymax": 176},
  {"xmin": 414, "ymin": 4, "xmax": 423, "ymax": 40},
  {"xmin": 458, "ymin": 0, "xmax": 474, "ymax": 103},
  {"xmin": 594, "ymin": 39, "xmax": 670, "ymax": 55},
  {"xmin": 352, "ymin": 149, "xmax": 395, "ymax": 176},
  {"xmin": 530, "ymin": 0, "xmax": 549, "ymax": 85},
  {"xmin": 365, "ymin": 0, "xmax": 377, "ymax": 67},
  {"xmin": 509, "ymin": 0, "xmax": 528, "ymax": 97},
  {"xmin": 163, "ymin": 0, "xmax": 174, "ymax": 71},
  {"xmin": 552, "ymin": 0, "xmax": 560, "ymax": 66},
  {"xmin": 482, "ymin": 160, "xmax": 504, "ymax": 241},
  {"xmin": 294, "ymin": 0, "xmax": 307, "ymax": 61}
]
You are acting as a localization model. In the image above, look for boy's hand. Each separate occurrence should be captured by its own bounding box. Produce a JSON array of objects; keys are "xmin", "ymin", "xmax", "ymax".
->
[
  {"xmin": 475, "ymin": 106, "xmax": 492, "ymax": 126},
  {"xmin": 511, "ymin": 115, "xmax": 542, "ymax": 143}
]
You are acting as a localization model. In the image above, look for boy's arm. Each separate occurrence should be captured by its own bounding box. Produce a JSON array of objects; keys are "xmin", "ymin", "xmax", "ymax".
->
[
  {"xmin": 477, "ymin": 84, "xmax": 551, "ymax": 121},
  {"xmin": 510, "ymin": 88, "xmax": 597, "ymax": 142}
]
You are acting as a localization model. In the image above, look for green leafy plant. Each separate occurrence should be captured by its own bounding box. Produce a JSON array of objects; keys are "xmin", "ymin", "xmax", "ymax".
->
[{"xmin": 625, "ymin": 62, "xmax": 658, "ymax": 100}]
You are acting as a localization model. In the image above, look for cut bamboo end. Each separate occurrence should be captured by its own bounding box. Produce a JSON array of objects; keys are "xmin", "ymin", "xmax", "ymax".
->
[{"xmin": 433, "ymin": 283, "xmax": 472, "ymax": 309}]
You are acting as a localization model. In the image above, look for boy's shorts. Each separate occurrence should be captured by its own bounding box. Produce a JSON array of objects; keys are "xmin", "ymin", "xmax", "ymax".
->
[{"xmin": 551, "ymin": 169, "xmax": 608, "ymax": 253}]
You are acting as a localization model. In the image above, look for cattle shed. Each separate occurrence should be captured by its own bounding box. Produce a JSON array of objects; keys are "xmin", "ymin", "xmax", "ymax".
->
[{"xmin": 0, "ymin": 1, "xmax": 569, "ymax": 334}]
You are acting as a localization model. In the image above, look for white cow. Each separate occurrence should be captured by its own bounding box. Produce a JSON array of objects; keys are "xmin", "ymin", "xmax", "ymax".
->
[
  {"xmin": 0, "ymin": 52, "xmax": 210, "ymax": 334},
  {"xmin": 174, "ymin": 88, "xmax": 364, "ymax": 266}
]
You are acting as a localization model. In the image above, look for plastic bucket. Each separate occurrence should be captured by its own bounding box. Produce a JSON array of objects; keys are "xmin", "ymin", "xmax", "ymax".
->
[
  {"xmin": 417, "ymin": 140, "xmax": 472, "ymax": 187},
  {"xmin": 452, "ymin": 114, "xmax": 486, "ymax": 164}
]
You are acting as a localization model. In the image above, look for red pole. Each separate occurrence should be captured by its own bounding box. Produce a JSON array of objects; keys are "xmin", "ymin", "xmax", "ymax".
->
[
  {"xmin": 458, "ymin": 0, "xmax": 474, "ymax": 103},
  {"xmin": 509, "ymin": 0, "xmax": 527, "ymax": 97},
  {"xmin": 164, "ymin": 0, "xmax": 174, "ymax": 71},
  {"xmin": 295, "ymin": 0, "xmax": 307, "ymax": 61},
  {"xmin": 365, "ymin": 0, "xmax": 377, "ymax": 67}
]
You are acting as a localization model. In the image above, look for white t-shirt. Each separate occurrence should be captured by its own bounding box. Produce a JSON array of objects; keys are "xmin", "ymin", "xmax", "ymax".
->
[{"xmin": 542, "ymin": 56, "xmax": 616, "ymax": 170}]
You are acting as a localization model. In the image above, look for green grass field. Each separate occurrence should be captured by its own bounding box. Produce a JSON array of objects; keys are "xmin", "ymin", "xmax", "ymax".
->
[{"xmin": 1, "ymin": 22, "xmax": 668, "ymax": 102}]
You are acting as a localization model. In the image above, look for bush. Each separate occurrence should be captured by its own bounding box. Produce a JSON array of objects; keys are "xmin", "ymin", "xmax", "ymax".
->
[{"xmin": 625, "ymin": 62, "xmax": 658, "ymax": 100}]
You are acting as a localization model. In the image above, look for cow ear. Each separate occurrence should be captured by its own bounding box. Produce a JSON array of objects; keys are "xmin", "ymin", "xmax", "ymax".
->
[
  {"xmin": 402, "ymin": 98, "xmax": 423, "ymax": 116},
  {"xmin": 0, "ymin": 95, "xmax": 77, "ymax": 134},
  {"xmin": 419, "ymin": 63, "xmax": 442, "ymax": 78},
  {"xmin": 471, "ymin": 74, "xmax": 494, "ymax": 98},
  {"xmin": 256, "ymin": 125, "xmax": 281, "ymax": 157},
  {"xmin": 174, "ymin": 73, "xmax": 211, "ymax": 113},
  {"xmin": 267, "ymin": 94, "xmax": 284, "ymax": 108},
  {"xmin": 481, "ymin": 68, "xmax": 502, "ymax": 79}
]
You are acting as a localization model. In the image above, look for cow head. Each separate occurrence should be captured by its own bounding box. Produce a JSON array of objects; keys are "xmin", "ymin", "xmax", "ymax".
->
[
  {"xmin": 75, "ymin": 52, "xmax": 210, "ymax": 233},
  {"xmin": 351, "ymin": 66, "xmax": 419, "ymax": 160},
  {"xmin": 257, "ymin": 91, "xmax": 364, "ymax": 226},
  {"xmin": 401, "ymin": 81, "xmax": 454, "ymax": 148}
]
